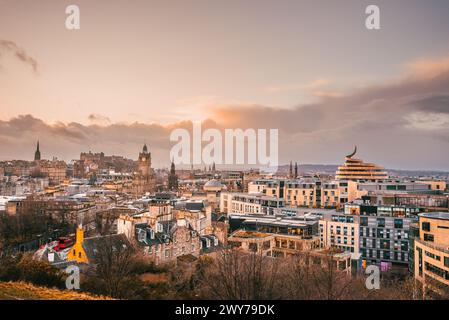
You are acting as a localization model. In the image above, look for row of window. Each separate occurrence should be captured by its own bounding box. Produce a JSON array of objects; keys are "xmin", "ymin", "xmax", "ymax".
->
[
  {"xmin": 361, "ymin": 249, "xmax": 408, "ymax": 261},
  {"xmin": 360, "ymin": 227, "xmax": 409, "ymax": 240},
  {"xmin": 360, "ymin": 217, "xmax": 404, "ymax": 229}
]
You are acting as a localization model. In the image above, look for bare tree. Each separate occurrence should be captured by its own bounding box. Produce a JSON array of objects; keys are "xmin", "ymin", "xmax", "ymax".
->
[{"xmin": 201, "ymin": 249, "xmax": 282, "ymax": 300}]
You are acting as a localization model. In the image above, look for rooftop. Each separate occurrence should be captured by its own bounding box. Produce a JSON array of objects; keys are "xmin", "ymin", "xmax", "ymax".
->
[{"xmin": 419, "ymin": 212, "xmax": 449, "ymax": 221}]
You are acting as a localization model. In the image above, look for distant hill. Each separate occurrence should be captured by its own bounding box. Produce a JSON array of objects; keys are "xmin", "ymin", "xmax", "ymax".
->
[
  {"xmin": 0, "ymin": 281, "xmax": 112, "ymax": 300},
  {"xmin": 277, "ymin": 164, "xmax": 449, "ymax": 178}
]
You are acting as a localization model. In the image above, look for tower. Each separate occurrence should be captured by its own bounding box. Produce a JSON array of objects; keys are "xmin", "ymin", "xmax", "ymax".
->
[
  {"xmin": 34, "ymin": 140, "xmax": 41, "ymax": 161},
  {"xmin": 134, "ymin": 143, "xmax": 156, "ymax": 194},
  {"xmin": 138, "ymin": 143, "xmax": 151, "ymax": 176},
  {"xmin": 294, "ymin": 162, "xmax": 298, "ymax": 178},
  {"xmin": 67, "ymin": 225, "xmax": 89, "ymax": 264},
  {"xmin": 168, "ymin": 159, "xmax": 179, "ymax": 191}
]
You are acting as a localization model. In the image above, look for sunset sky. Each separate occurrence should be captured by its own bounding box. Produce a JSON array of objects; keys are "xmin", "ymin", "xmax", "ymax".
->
[{"xmin": 1, "ymin": 0, "xmax": 449, "ymax": 169}]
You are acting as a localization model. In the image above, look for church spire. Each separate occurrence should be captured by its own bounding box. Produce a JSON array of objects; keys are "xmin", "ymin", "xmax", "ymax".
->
[
  {"xmin": 294, "ymin": 162, "xmax": 298, "ymax": 178},
  {"xmin": 34, "ymin": 140, "xmax": 41, "ymax": 161},
  {"xmin": 289, "ymin": 161, "xmax": 293, "ymax": 178},
  {"xmin": 170, "ymin": 158, "xmax": 176, "ymax": 174}
]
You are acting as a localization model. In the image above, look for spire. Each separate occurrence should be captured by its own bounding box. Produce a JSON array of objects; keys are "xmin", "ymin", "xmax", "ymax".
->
[
  {"xmin": 170, "ymin": 158, "xmax": 176, "ymax": 174},
  {"xmin": 143, "ymin": 142, "xmax": 148, "ymax": 153},
  {"xmin": 34, "ymin": 140, "xmax": 41, "ymax": 161},
  {"xmin": 295, "ymin": 162, "xmax": 298, "ymax": 178},
  {"xmin": 289, "ymin": 161, "xmax": 293, "ymax": 178}
]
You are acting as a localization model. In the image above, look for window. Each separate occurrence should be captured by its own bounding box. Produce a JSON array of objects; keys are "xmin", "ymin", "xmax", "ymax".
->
[
  {"xmin": 424, "ymin": 233, "xmax": 434, "ymax": 242},
  {"xmin": 401, "ymin": 241, "xmax": 408, "ymax": 251},
  {"xmin": 425, "ymin": 262, "xmax": 449, "ymax": 280},
  {"xmin": 422, "ymin": 222, "xmax": 430, "ymax": 232},
  {"xmin": 377, "ymin": 218, "xmax": 385, "ymax": 228},
  {"xmin": 394, "ymin": 219, "xmax": 403, "ymax": 229},
  {"xmin": 360, "ymin": 217, "xmax": 368, "ymax": 226},
  {"xmin": 445, "ymin": 256, "xmax": 449, "ymax": 268}
]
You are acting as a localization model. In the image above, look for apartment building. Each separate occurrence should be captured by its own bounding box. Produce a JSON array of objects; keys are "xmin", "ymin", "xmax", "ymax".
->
[
  {"xmin": 319, "ymin": 213, "xmax": 360, "ymax": 255},
  {"xmin": 338, "ymin": 201, "xmax": 421, "ymax": 266},
  {"xmin": 414, "ymin": 212, "xmax": 449, "ymax": 297},
  {"xmin": 247, "ymin": 179, "xmax": 284, "ymax": 198},
  {"xmin": 284, "ymin": 179, "xmax": 361, "ymax": 208},
  {"xmin": 220, "ymin": 192, "xmax": 284, "ymax": 215}
]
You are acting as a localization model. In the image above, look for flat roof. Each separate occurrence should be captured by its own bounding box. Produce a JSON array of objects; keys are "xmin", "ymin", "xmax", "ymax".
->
[{"xmin": 419, "ymin": 212, "xmax": 449, "ymax": 221}]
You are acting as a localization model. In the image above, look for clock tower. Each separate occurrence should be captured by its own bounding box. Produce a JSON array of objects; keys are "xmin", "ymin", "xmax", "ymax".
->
[
  {"xmin": 138, "ymin": 143, "xmax": 151, "ymax": 176},
  {"xmin": 134, "ymin": 143, "xmax": 156, "ymax": 195}
]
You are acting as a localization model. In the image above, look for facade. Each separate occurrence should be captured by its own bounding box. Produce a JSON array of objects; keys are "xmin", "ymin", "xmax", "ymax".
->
[
  {"xmin": 228, "ymin": 230, "xmax": 320, "ymax": 258},
  {"xmin": 228, "ymin": 214, "xmax": 318, "ymax": 238},
  {"xmin": 414, "ymin": 212, "xmax": 449, "ymax": 297},
  {"xmin": 38, "ymin": 160, "xmax": 67, "ymax": 185},
  {"xmin": 356, "ymin": 181, "xmax": 433, "ymax": 194},
  {"xmin": 335, "ymin": 146, "xmax": 388, "ymax": 181},
  {"xmin": 248, "ymin": 179, "xmax": 284, "ymax": 198},
  {"xmin": 319, "ymin": 213, "xmax": 360, "ymax": 255},
  {"xmin": 284, "ymin": 179, "xmax": 361, "ymax": 209},
  {"xmin": 220, "ymin": 192, "xmax": 284, "ymax": 215},
  {"xmin": 358, "ymin": 214, "xmax": 415, "ymax": 265},
  {"xmin": 228, "ymin": 214, "xmax": 320, "ymax": 258},
  {"xmin": 135, "ymin": 219, "xmax": 202, "ymax": 265},
  {"xmin": 248, "ymin": 178, "xmax": 363, "ymax": 209},
  {"xmin": 343, "ymin": 201, "xmax": 421, "ymax": 266}
]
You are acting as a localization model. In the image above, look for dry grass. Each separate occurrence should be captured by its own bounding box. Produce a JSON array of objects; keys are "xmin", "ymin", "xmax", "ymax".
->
[
  {"xmin": 139, "ymin": 272, "xmax": 168, "ymax": 283},
  {"xmin": 0, "ymin": 281, "xmax": 114, "ymax": 300}
]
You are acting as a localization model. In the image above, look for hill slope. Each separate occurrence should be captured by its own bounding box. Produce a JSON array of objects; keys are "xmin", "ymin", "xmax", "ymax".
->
[{"xmin": 0, "ymin": 281, "xmax": 112, "ymax": 300}]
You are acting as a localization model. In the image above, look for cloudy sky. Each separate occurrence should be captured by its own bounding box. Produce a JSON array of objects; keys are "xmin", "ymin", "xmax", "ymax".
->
[{"xmin": 0, "ymin": 0, "xmax": 449, "ymax": 169}]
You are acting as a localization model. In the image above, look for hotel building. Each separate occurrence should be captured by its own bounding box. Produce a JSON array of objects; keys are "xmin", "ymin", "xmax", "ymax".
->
[{"xmin": 335, "ymin": 146, "xmax": 388, "ymax": 181}]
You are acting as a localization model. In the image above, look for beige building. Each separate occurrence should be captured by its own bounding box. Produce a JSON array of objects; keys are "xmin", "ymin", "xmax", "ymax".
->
[
  {"xmin": 284, "ymin": 179, "xmax": 362, "ymax": 209},
  {"xmin": 414, "ymin": 212, "xmax": 449, "ymax": 297},
  {"xmin": 38, "ymin": 160, "xmax": 67, "ymax": 185},
  {"xmin": 417, "ymin": 180, "xmax": 447, "ymax": 192}
]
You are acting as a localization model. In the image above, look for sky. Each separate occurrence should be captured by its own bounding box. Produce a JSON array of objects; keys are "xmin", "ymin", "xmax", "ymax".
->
[{"xmin": 0, "ymin": 0, "xmax": 449, "ymax": 169}]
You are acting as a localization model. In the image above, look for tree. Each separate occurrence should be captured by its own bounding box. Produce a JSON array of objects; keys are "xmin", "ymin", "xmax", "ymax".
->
[{"xmin": 200, "ymin": 249, "xmax": 282, "ymax": 300}]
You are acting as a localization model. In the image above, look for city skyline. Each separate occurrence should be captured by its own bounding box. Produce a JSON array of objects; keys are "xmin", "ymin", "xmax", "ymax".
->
[{"xmin": 1, "ymin": 0, "xmax": 449, "ymax": 169}]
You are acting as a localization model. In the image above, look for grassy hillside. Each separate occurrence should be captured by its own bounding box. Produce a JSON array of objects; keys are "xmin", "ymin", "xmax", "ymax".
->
[{"xmin": 0, "ymin": 281, "xmax": 113, "ymax": 300}]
